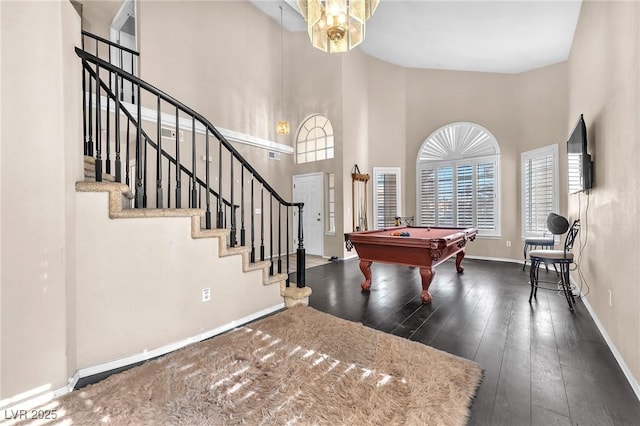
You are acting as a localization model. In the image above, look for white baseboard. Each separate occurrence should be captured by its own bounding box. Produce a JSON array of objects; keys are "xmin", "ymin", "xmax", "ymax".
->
[
  {"xmin": 580, "ymin": 296, "xmax": 640, "ymax": 401},
  {"xmin": 1, "ymin": 303, "xmax": 284, "ymax": 412},
  {"xmin": 342, "ymin": 253, "xmax": 358, "ymax": 261},
  {"xmin": 465, "ymin": 255, "xmax": 523, "ymax": 264}
]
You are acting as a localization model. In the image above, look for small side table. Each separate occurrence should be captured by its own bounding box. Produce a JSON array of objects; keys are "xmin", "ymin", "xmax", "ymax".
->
[{"xmin": 523, "ymin": 237, "xmax": 555, "ymax": 271}]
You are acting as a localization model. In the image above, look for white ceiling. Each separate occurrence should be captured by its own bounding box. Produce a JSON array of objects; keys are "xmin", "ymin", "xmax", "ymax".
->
[{"xmin": 250, "ymin": 0, "xmax": 583, "ymax": 74}]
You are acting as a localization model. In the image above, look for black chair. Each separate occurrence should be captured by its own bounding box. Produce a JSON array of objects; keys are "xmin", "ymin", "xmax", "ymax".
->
[{"xmin": 529, "ymin": 218, "xmax": 580, "ymax": 312}]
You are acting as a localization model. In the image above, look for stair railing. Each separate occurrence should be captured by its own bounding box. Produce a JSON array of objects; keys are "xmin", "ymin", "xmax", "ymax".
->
[{"xmin": 76, "ymin": 35, "xmax": 306, "ymax": 288}]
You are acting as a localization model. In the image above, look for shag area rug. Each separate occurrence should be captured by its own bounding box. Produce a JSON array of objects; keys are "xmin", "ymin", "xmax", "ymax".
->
[{"xmin": 48, "ymin": 306, "xmax": 482, "ymax": 425}]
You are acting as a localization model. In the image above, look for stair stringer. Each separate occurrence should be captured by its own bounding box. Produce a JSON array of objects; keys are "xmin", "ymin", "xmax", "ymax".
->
[{"xmin": 76, "ymin": 180, "xmax": 288, "ymax": 285}]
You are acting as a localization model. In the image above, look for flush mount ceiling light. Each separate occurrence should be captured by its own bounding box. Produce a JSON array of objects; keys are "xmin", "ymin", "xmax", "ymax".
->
[{"xmin": 297, "ymin": 0, "xmax": 379, "ymax": 53}]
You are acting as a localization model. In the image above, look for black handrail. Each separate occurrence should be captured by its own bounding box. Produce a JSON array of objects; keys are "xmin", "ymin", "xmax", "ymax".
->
[
  {"xmin": 76, "ymin": 48, "xmax": 299, "ymax": 208},
  {"xmin": 76, "ymin": 40, "xmax": 306, "ymax": 288},
  {"xmin": 82, "ymin": 60, "xmax": 236, "ymax": 210},
  {"xmin": 81, "ymin": 30, "xmax": 140, "ymax": 57}
]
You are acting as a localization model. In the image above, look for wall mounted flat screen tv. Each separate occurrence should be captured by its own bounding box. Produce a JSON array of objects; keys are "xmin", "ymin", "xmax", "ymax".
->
[{"xmin": 567, "ymin": 114, "xmax": 593, "ymax": 194}]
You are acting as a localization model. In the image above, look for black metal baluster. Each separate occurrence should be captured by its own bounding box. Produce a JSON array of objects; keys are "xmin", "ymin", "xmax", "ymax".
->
[
  {"xmin": 82, "ymin": 67, "xmax": 88, "ymax": 155},
  {"xmin": 135, "ymin": 84, "xmax": 143, "ymax": 207},
  {"xmin": 205, "ymin": 130, "xmax": 211, "ymax": 229},
  {"xmin": 95, "ymin": 63, "xmax": 102, "ymax": 181},
  {"xmin": 175, "ymin": 106, "xmax": 181, "ymax": 208},
  {"xmin": 269, "ymin": 195, "xmax": 274, "ymax": 275},
  {"xmin": 114, "ymin": 69, "xmax": 121, "ymax": 182},
  {"xmin": 130, "ymin": 53, "xmax": 135, "ymax": 103},
  {"xmin": 217, "ymin": 140, "xmax": 223, "ymax": 228},
  {"xmin": 198, "ymin": 184, "xmax": 202, "ymax": 209},
  {"xmin": 250, "ymin": 178, "xmax": 255, "ymax": 262},
  {"xmin": 143, "ymin": 136, "xmax": 148, "ymax": 208},
  {"xmin": 87, "ymin": 65, "xmax": 94, "ymax": 157},
  {"xmin": 191, "ymin": 116, "xmax": 197, "ymax": 208},
  {"xmin": 105, "ymin": 62, "xmax": 111, "ymax": 175},
  {"xmin": 286, "ymin": 208, "xmax": 290, "ymax": 287},
  {"xmin": 240, "ymin": 166, "xmax": 246, "ymax": 246},
  {"xmin": 156, "ymin": 96, "xmax": 163, "ymax": 208},
  {"xmin": 230, "ymin": 155, "xmax": 235, "ymax": 247},
  {"xmin": 167, "ymin": 159, "xmax": 172, "ymax": 208},
  {"xmin": 278, "ymin": 204, "xmax": 282, "ymax": 274},
  {"xmin": 119, "ymin": 47, "xmax": 124, "ymax": 101},
  {"xmin": 296, "ymin": 204, "xmax": 306, "ymax": 288},
  {"xmin": 260, "ymin": 186, "xmax": 265, "ymax": 262},
  {"xmin": 125, "ymin": 119, "xmax": 130, "ymax": 188}
]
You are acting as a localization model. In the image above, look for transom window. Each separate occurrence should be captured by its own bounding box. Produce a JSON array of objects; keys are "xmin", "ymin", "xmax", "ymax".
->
[
  {"xmin": 416, "ymin": 122, "xmax": 501, "ymax": 237},
  {"xmin": 296, "ymin": 115, "xmax": 334, "ymax": 164}
]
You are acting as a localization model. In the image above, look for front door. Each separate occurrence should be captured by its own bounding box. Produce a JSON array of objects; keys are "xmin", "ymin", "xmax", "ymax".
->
[{"xmin": 292, "ymin": 173, "xmax": 323, "ymax": 256}]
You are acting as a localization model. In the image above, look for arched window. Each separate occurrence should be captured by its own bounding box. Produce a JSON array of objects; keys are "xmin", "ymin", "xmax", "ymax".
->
[
  {"xmin": 416, "ymin": 122, "xmax": 500, "ymax": 237},
  {"xmin": 296, "ymin": 115, "xmax": 334, "ymax": 164}
]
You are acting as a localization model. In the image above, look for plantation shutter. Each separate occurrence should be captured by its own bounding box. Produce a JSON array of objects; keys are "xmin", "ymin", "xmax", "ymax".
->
[
  {"xmin": 437, "ymin": 166, "xmax": 454, "ymax": 226},
  {"xmin": 419, "ymin": 166, "xmax": 436, "ymax": 226},
  {"xmin": 374, "ymin": 169, "xmax": 399, "ymax": 229},
  {"xmin": 476, "ymin": 161, "xmax": 496, "ymax": 232},
  {"xmin": 524, "ymin": 154, "xmax": 554, "ymax": 234},
  {"xmin": 416, "ymin": 123, "xmax": 501, "ymax": 236},
  {"xmin": 456, "ymin": 164, "xmax": 474, "ymax": 227}
]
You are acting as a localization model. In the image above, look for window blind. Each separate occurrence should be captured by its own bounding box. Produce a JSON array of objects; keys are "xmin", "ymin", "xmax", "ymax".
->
[
  {"xmin": 419, "ymin": 167, "xmax": 436, "ymax": 225},
  {"xmin": 524, "ymin": 155, "xmax": 553, "ymax": 233},
  {"xmin": 374, "ymin": 171, "xmax": 398, "ymax": 228},
  {"xmin": 521, "ymin": 144, "xmax": 558, "ymax": 238},
  {"xmin": 418, "ymin": 160, "xmax": 496, "ymax": 233},
  {"xmin": 476, "ymin": 162, "xmax": 496, "ymax": 232},
  {"xmin": 456, "ymin": 165, "xmax": 474, "ymax": 227}
]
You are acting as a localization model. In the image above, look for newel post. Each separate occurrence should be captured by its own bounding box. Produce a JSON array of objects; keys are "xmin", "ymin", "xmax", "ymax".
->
[{"xmin": 296, "ymin": 203, "xmax": 306, "ymax": 288}]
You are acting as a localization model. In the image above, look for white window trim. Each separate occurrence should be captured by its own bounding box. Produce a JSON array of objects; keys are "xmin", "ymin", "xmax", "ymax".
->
[
  {"xmin": 372, "ymin": 167, "xmax": 402, "ymax": 230},
  {"xmin": 521, "ymin": 143, "xmax": 559, "ymax": 239},
  {"xmin": 325, "ymin": 172, "xmax": 336, "ymax": 235},
  {"xmin": 295, "ymin": 114, "xmax": 334, "ymax": 164},
  {"xmin": 416, "ymin": 156, "xmax": 501, "ymax": 237}
]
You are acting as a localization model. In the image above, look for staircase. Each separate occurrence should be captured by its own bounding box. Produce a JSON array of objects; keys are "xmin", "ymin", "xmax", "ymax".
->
[{"xmin": 76, "ymin": 31, "xmax": 311, "ymax": 313}]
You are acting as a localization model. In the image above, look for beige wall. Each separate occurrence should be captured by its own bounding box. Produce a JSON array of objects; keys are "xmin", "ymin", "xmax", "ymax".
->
[
  {"xmin": 75, "ymin": 192, "xmax": 282, "ymax": 367},
  {"xmin": 341, "ymin": 49, "xmax": 371, "ymax": 256},
  {"xmin": 0, "ymin": 0, "xmax": 82, "ymax": 399},
  {"xmin": 0, "ymin": 0, "xmax": 3, "ymax": 397},
  {"xmin": 138, "ymin": 1, "xmax": 281, "ymax": 142},
  {"xmin": 80, "ymin": 0, "xmax": 123, "ymax": 39},
  {"xmin": 568, "ymin": 0, "xmax": 640, "ymax": 383}
]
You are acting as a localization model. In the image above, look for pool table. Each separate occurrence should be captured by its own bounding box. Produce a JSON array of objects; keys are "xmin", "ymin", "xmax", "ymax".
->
[{"xmin": 344, "ymin": 226, "xmax": 477, "ymax": 303}]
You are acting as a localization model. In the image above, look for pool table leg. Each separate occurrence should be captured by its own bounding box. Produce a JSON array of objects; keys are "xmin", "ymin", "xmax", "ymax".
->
[
  {"xmin": 359, "ymin": 260, "xmax": 373, "ymax": 291},
  {"xmin": 455, "ymin": 248, "xmax": 466, "ymax": 273},
  {"xmin": 419, "ymin": 267, "xmax": 434, "ymax": 303}
]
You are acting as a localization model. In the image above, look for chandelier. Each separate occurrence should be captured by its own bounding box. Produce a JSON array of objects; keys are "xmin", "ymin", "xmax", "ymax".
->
[{"xmin": 297, "ymin": 0, "xmax": 379, "ymax": 53}]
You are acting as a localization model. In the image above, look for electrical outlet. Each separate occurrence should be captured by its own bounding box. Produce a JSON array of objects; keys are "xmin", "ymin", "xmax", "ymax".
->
[
  {"xmin": 506, "ymin": 240, "xmax": 512, "ymax": 247},
  {"xmin": 255, "ymin": 208, "xmax": 261, "ymax": 215},
  {"xmin": 202, "ymin": 288, "xmax": 211, "ymax": 302},
  {"xmin": 608, "ymin": 289, "xmax": 612, "ymax": 307}
]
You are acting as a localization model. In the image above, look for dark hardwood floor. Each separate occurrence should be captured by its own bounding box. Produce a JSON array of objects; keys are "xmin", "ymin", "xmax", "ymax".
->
[{"xmin": 304, "ymin": 257, "xmax": 640, "ymax": 426}]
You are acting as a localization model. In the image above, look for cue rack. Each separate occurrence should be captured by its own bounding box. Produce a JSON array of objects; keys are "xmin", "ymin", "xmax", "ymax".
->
[{"xmin": 351, "ymin": 164, "xmax": 369, "ymax": 232}]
